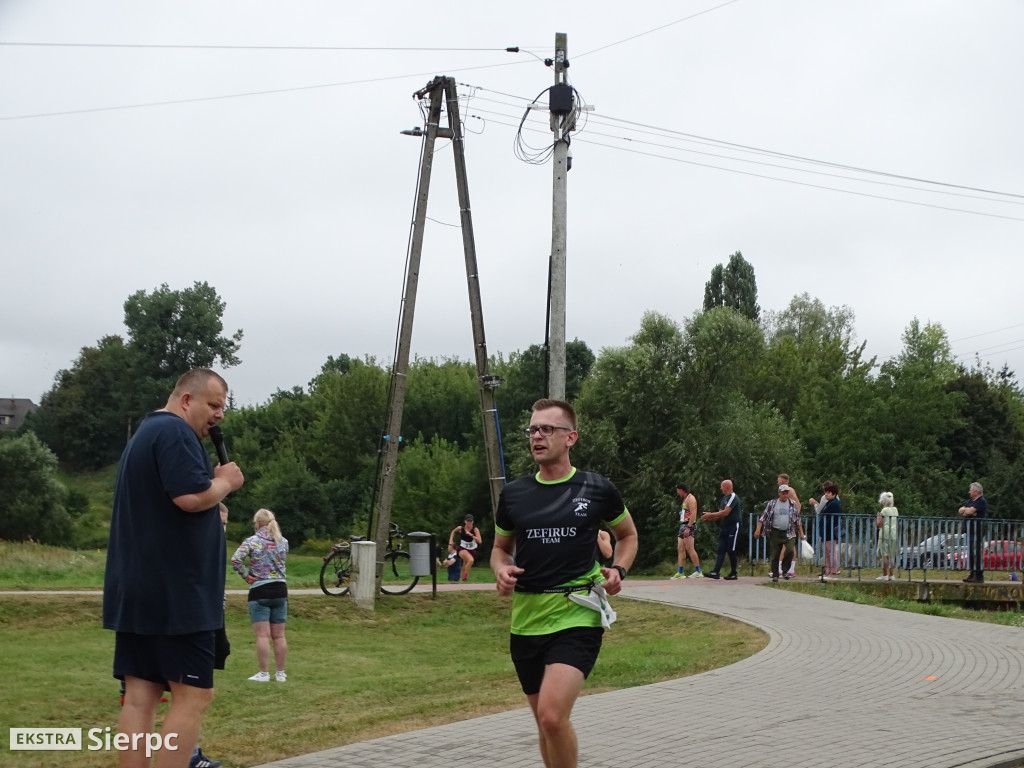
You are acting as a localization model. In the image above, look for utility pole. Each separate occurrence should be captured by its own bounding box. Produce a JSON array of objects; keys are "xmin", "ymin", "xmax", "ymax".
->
[
  {"xmin": 444, "ymin": 77, "xmax": 506, "ymax": 514},
  {"xmin": 547, "ymin": 32, "xmax": 570, "ymax": 400},
  {"xmin": 372, "ymin": 76, "xmax": 506, "ymax": 597},
  {"xmin": 372, "ymin": 80, "xmax": 444, "ymax": 592}
]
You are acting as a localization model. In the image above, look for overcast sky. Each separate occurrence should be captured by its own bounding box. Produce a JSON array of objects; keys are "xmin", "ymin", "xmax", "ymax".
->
[{"xmin": 3, "ymin": 0, "xmax": 1023, "ymax": 407}]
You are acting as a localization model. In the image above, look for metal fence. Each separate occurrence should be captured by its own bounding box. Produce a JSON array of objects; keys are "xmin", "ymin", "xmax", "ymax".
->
[{"xmin": 747, "ymin": 513, "xmax": 1024, "ymax": 577}]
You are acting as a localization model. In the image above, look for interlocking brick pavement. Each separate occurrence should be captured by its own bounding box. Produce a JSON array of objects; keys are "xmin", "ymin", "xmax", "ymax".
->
[{"xmin": 251, "ymin": 577, "xmax": 1024, "ymax": 768}]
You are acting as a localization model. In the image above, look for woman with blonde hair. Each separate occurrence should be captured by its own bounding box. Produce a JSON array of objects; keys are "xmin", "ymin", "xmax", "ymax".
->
[
  {"xmin": 876, "ymin": 492, "xmax": 899, "ymax": 581},
  {"xmin": 232, "ymin": 508, "xmax": 289, "ymax": 682}
]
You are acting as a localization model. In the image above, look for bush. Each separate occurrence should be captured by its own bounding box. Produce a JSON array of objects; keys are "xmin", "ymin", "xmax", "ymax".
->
[{"xmin": 0, "ymin": 432, "xmax": 73, "ymax": 545}]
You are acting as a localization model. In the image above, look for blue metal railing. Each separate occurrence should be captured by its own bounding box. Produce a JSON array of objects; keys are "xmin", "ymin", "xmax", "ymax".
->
[{"xmin": 747, "ymin": 513, "xmax": 1024, "ymax": 578}]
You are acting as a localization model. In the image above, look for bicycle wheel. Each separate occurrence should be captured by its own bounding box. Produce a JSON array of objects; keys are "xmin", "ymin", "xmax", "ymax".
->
[
  {"xmin": 320, "ymin": 547, "xmax": 352, "ymax": 596},
  {"xmin": 379, "ymin": 550, "xmax": 419, "ymax": 595}
]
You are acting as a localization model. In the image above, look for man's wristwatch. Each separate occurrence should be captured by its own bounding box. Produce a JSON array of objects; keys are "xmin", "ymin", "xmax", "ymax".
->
[{"xmin": 611, "ymin": 565, "xmax": 627, "ymax": 580}]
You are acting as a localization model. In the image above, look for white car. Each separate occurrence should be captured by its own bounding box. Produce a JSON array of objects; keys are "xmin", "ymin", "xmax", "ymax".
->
[{"xmin": 899, "ymin": 533, "xmax": 966, "ymax": 569}]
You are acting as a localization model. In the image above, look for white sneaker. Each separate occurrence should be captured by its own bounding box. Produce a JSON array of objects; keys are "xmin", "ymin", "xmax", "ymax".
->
[
  {"xmin": 687, "ymin": 571, "xmax": 704, "ymax": 578},
  {"xmin": 275, "ymin": 671, "xmax": 287, "ymax": 682},
  {"xmin": 888, "ymin": 575, "xmax": 895, "ymax": 581},
  {"xmin": 875, "ymin": 575, "xmax": 888, "ymax": 580},
  {"xmin": 248, "ymin": 671, "xmax": 270, "ymax": 682}
]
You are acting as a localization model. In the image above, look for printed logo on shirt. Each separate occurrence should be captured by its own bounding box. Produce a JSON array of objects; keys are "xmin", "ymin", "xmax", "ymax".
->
[
  {"xmin": 525, "ymin": 526, "xmax": 577, "ymax": 543},
  {"xmin": 572, "ymin": 497, "xmax": 591, "ymax": 516}
]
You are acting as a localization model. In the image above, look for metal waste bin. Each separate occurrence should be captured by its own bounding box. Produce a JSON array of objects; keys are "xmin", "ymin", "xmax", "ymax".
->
[{"xmin": 407, "ymin": 531, "xmax": 434, "ymax": 577}]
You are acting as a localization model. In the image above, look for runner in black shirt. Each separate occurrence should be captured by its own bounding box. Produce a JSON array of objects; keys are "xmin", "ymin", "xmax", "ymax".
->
[{"xmin": 492, "ymin": 398, "xmax": 638, "ymax": 768}]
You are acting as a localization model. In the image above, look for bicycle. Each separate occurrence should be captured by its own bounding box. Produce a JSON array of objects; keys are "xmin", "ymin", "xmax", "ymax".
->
[{"xmin": 319, "ymin": 522, "xmax": 419, "ymax": 596}]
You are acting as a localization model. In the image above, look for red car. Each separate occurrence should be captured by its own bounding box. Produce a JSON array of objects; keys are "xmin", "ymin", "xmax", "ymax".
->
[{"xmin": 948, "ymin": 540, "xmax": 1023, "ymax": 571}]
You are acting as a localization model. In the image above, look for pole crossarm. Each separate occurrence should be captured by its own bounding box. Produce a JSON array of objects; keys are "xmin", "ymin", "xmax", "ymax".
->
[{"xmin": 371, "ymin": 77, "xmax": 506, "ymax": 599}]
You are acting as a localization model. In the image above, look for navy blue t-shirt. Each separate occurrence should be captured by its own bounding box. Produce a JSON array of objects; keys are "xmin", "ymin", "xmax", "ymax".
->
[
  {"xmin": 718, "ymin": 492, "xmax": 741, "ymax": 525},
  {"xmin": 964, "ymin": 495, "xmax": 988, "ymax": 519},
  {"xmin": 103, "ymin": 411, "xmax": 225, "ymax": 635}
]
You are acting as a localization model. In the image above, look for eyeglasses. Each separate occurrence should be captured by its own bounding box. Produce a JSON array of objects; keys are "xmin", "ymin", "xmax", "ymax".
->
[{"xmin": 523, "ymin": 424, "xmax": 574, "ymax": 438}]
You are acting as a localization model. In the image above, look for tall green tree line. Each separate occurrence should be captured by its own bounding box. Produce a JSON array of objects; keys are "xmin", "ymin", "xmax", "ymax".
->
[{"xmin": 12, "ymin": 268, "xmax": 1024, "ymax": 567}]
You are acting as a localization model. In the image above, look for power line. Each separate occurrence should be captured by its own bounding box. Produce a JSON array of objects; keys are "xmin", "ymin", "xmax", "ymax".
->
[
  {"xmin": 4, "ymin": 40, "xmax": 1021, "ymax": 218},
  {"xmin": 466, "ymin": 109, "xmax": 1024, "ymax": 221},
  {"xmin": 467, "ymin": 103, "xmax": 1022, "ymax": 207},
  {"xmin": 462, "ymin": 85, "xmax": 1024, "ymax": 201},
  {"xmin": 0, "ymin": 60, "xmax": 532, "ymax": 121},
  {"xmin": 572, "ymin": 135, "xmax": 1024, "ymax": 222},
  {"xmin": 591, "ymin": 114, "xmax": 1024, "ymax": 201},
  {"xmin": 0, "ymin": 41, "xmax": 514, "ymax": 52},
  {"xmin": 952, "ymin": 322, "xmax": 1024, "ymax": 343},
  {"xmin": 954, "ymin": 338, "xmax": 1024, "ymax": 357},
  {"xmin": 574, "ymin": 0, "xmax": 745, "ymax": 60}
]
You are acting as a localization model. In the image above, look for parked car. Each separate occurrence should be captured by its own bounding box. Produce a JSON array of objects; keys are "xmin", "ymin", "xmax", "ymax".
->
[
  {"xmin": 947, "ymin": 540, "xmax": 1024, "ymax": 571},
  {"xmin": 899, "ymin": 533, "xmax": 966, "ymax": 569}
]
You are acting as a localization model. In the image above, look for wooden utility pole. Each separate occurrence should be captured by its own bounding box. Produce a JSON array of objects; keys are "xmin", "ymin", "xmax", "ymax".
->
[
  {"xmin": 547, "ymin": 32, "xmax": 570, "ymax": 400},
  {"xmin": 444, "ymin": 77, "xmax": 506, "ymax": 513},
  {"xmin": 372, "ymin": 76, "xmax": 506, "ymax": 595},
  {"xmin": 372, "ymin": 81, "xmax": 444, "ymax": 592}
]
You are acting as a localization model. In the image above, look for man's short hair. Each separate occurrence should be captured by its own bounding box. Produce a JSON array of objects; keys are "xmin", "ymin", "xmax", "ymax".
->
[
  {"xmin": 531, "ymin": 398, "xmax": 577, "ymax": 431},
  {"xmin": 173, "ymin": 368, "xmax": 227, "ymax": 397},
  {"xmin": 778, "ymin": 473, "xmax": 790, "ymax": 483},
  {"xmin": 676, "ymin": 483, "xmax": 689, "ymax": 492},
  {"xmin": 822, "ymin": 480, "xmax": 839, "ymax": 495},
  {"xmin": 970, "ymin": 481, "xmax": 984, "ymax": 494}
]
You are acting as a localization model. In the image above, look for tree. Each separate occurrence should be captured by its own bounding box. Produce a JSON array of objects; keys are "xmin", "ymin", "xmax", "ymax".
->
[
  {"xmin": 306, "ymin": 357, "xmax": 390, "ymax": 481},
  {"xmin": 403, "ymin": 358, "xmax": 480, "ymax": 451},
  {"xmin": 679, "ymin": 306, "xmax": 765, "ymax": 420},
  {"xmin": 702, "ymin": 251, "xmax": 760, "ymax": 322},
  {"xmin": 0, "ymin": 432, "xmax": 72, "ymax": 544},
  {"xmin": 25, "ymin": 335, "xmax": 134, "ymax": 469},
  {"xmin": 123, "ymin": 281, "xmax": 243, "ymax": 416},
  {"xmin": 573, "ymin": 311, "xmax": 796, "ymax": 568},
  {"xmin": 493, "ymin": 339, "xmax": 596, "ymax": 420},
  {"xmin": 871, "ymin": 320, "xmax": 964, "ymax": 514},
  {"xmin": 26, "ymin": 283, "xmax": 243, "ymax": 470},
  {"xmin": 762, "ymin": 292, "xmax": 856, "ymax": 348},
  {"xmin": 941, "ymin": 369, "xmax": 1024, "ymax": 519},
  {"xmin": 391, "ymin": 434, "xmax": 486, "ymax": 539},
  {"xmin": 246, "ymin": 450, "xmax": 331, "ymax": 547}
]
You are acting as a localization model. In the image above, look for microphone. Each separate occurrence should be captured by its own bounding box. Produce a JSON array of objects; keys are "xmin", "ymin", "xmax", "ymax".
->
[{"xmin": 209, "ymin": 425, "xmax": 230, "ymax": 466}]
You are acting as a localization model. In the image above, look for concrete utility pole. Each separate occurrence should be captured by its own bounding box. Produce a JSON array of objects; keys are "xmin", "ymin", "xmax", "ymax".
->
[
  {"xmin": 372, "ymin": 76, "xmax": 506, "ymax": 598},
  {"xmin": 547, "ymin": 32, "xmax": 570, "ymax": 400}
]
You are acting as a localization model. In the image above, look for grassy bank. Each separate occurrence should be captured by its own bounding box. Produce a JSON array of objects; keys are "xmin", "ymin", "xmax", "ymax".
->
[
  {"xmin": 0, "ymin": 542, "xmax": 360, "ymax": 591},
  {"xmin": 772, "ymin": 580, "xmax": 1024, "ymax": 627},
  {"xmin": 0, "ymin": 591, "xmax": 765, "ymax": 768}
]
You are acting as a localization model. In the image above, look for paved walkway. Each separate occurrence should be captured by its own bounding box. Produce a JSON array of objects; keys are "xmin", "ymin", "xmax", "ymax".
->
[{"xmin": 249, "ymin": 576, "xmax": 1024, "ymax": 768}]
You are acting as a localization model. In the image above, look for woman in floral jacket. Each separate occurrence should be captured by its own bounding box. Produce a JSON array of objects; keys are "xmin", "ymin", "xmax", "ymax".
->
[{"xmin": 232, "ymin": 508, "xmax": 289, "ymax": 682}]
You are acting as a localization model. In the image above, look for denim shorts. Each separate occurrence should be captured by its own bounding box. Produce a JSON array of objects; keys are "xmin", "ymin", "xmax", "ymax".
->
[{"xmin": 248, "ymin": 597, "xmax": 288, "ymax": 624}]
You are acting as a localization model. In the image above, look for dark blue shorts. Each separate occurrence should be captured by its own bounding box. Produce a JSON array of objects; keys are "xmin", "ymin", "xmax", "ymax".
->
[
  {"xmin": 114, "ymin": 630, "xmax": 216, "ymax": 689},
  {"xmin": 509, "ymin": 626, "xmax": 604, "ymax": 696}
]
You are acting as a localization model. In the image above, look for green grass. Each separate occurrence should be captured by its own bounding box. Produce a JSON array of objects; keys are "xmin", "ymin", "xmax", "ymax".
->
[
  {"xmin": 0, "ymin": 543, "xmax": 490, "ymax": 591},
  {"xmin": 771, "ymin": 580, "xmax": 1024, "ymax": 627},
  {"xmin": 0, "ymin": 591, "xmax": 766, "ymax": 768}
]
